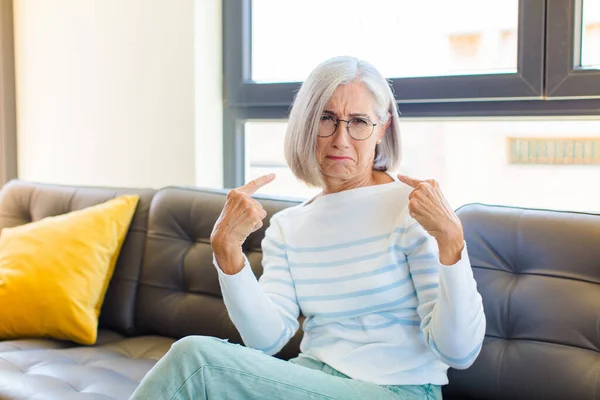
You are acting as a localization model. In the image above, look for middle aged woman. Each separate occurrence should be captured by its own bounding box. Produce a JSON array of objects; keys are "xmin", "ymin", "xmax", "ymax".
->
[{"xmin": 130, "ymin": 56, "xmax": 486, "ymax": 400}]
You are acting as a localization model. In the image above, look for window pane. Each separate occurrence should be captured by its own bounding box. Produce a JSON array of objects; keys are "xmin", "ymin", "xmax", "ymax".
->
[
  {"xmin": 581, "ymin": 0, "xmax": 600, "ymax": 68},
  {"xmin": 245, "ymin": 119, "xmax": 600, "ymax": 213},
  {"xmin": 251, "ymin": 0, "xmax": 519, "ymax": 83}
]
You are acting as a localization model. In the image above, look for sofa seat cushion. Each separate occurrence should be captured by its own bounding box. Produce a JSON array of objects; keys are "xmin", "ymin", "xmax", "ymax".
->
[
  {"xmin": 0, "ymin": 335, "xmax": 174, "ymax": 400},
  {"xmin": 0, "ymin": 330, "xmax": 126, "ymax": 354}
]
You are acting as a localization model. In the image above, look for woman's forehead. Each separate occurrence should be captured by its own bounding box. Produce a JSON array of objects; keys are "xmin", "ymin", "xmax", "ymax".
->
[{"xmin": 325, "ymin": 82, "xmax": 376, "ymax": 112}]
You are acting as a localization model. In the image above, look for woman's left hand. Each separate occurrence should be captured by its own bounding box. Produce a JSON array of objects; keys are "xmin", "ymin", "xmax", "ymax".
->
[{"xmin": 397, "ymin": 174, "xmax": 464, "ymax": 265}]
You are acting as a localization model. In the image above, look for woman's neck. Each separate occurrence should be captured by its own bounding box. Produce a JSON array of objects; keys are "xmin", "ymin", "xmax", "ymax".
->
[{"xmin": 322, "ymin": 170, "xmax": 392, "ymax": 196}]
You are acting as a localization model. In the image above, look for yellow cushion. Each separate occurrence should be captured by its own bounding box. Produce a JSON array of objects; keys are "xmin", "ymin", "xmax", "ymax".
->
[{"xmin": 0, "ymin": 195, "xmax": 139, "ymax": 345}]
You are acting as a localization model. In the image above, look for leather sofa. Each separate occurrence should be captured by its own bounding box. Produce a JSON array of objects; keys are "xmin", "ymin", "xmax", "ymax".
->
[{"xmin": 0, "ymin": 180, "xmax": 597, "ymax": 399}]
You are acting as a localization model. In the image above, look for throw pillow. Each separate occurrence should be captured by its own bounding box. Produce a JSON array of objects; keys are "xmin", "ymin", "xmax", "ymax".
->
[{"xmin": 0, "ymin": 195, "xmax": 139, "ymax": 345}]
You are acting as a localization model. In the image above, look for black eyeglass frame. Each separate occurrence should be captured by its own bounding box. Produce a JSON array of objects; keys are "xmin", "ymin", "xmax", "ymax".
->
[{"xmin": 317, "ymin": 115, "xmax": 378, "ymax": 141}]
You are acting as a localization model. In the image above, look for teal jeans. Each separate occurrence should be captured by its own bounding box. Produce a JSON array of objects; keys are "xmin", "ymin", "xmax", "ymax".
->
[{"xmin": 129, "ymin": 336, "xmax": 442, "ymax": 400}]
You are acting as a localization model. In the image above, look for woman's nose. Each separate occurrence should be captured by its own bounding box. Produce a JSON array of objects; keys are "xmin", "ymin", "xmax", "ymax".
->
[{"xmin": 331, "ymin": 122, "xmax": 351, "ymax": 148}]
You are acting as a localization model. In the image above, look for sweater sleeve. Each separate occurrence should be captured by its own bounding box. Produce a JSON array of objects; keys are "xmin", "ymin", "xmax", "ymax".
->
[
  {"xmin": 397, "ymin": 213, "xmax": 486, "ymax": 369},
  {"xmin": 213, "ymin": 214, "xmax": 300, "ymax": 355}
]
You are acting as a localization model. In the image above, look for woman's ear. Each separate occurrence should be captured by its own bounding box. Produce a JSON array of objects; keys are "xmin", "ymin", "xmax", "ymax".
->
[
  {"xmin": 378, "ymin": 112, "xmax": 392, "ymax": 142},
  {"xmin": 385, "ymin": 112, "xmax": 392, "ymax": 131}
]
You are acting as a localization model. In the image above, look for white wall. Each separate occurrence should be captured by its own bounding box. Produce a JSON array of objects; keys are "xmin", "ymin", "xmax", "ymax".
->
[
  {"xmin": 13, "ymin": 0, "xmax": 223, "ymax": 189},
  {"xmin": 194, "ymin": 0, "xmax": 223, "ymax": 189}
]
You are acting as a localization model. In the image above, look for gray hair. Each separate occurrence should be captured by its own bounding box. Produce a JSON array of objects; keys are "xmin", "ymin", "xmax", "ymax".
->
[{"xmin": 284, "ymin": 56, "xmax": 401, "ymax": 188}]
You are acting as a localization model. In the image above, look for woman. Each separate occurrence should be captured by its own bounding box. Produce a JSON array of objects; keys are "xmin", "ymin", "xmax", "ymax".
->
[{"xmin": 130, "ymin": 56, "xmax": 486, "ymax": 400}]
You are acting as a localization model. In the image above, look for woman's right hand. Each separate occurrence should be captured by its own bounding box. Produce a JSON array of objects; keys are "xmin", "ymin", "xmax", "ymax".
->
[{"xmin": 210, "ymin": 173, "xmax": 276, "ymax": 275}]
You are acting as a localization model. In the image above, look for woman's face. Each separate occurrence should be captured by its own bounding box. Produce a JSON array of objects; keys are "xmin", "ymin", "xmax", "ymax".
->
[{"xmin": 316, "ymin": 81, "xmax": 388, "ymax": 184}]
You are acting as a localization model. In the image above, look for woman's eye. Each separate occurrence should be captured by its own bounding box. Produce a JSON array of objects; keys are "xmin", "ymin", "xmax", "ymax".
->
[
  {"xmin": 320, "ymin": 115, "xmax": 335, "ymax": 122},
  {"xmin": 352, "ymin": 118, "xmax": 369, "ymax": 126}
]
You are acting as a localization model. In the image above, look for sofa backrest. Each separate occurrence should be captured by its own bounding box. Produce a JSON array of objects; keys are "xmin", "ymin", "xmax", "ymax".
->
[
  {"xmin": 445, "ymin": 203, "xmax": 600, "ymax": 400},
  {"xmin": 0, "ymin": 180, "xmax": 157, "ymax": 335},
  {"xmin": 133, "ymin": 187, "xmax": 304, "ymax": 359}
]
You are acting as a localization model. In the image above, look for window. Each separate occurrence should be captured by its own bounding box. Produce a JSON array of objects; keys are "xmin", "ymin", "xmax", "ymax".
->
[
  {"xmin": 545, "ymin": 0, "xmax": 600, "ymax": 97},
  {"xmin": 245, "ymin": 119, "xmax": 600, "ymax": 213},
  {"xmin": 581, "ymin": 0, "xmax": 600, "ymax": 67},
  {"xmin": 251, "ymin": 0, "xmax": 518, "ymax": 83},
  {"xmin": 225, "ymin": 0, "xmax": 545, "ymax": 109},
  {"xmin": 223, "ymin": 0, "xmax": 600, "ymax": 192}
]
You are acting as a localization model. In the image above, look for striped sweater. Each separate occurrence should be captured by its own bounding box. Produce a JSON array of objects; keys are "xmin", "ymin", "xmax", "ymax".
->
[{"xmin": 214, "ymin": 179, "xmax": 486, "ymax": 385}]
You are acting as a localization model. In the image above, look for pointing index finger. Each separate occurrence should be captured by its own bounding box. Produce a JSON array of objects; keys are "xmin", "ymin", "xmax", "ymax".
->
[
  {"xmin": 238, "ymin": 173, "xmax": 276, "ymax": 195},
  {"xmin": 397, "ymin": 173, "xmax": 422, "ymax": 189}
]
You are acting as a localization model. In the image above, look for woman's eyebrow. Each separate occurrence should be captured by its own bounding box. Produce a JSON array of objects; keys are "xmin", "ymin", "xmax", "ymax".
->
[
  {"xmin": 348, "ymin": 113, "xmax": 371, "ymax": 118},
  {"xmin": 322, "ymin": 110, "xmax": 371, "ymax": 118}
]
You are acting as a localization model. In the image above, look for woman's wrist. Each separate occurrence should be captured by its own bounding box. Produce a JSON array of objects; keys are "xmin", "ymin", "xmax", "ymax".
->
[
  {"xmin": 435, "ymin": 228, "xmax": 465, "ymax": 266},
  {"xmin": 212, "ymin": 239, "xmax": 245, "ymax": 275}
]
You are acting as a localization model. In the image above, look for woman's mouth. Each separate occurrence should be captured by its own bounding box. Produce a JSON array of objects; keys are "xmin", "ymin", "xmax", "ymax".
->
[{"xmin": 326, "ymin": 156, "xmax": 352, "ymax": 161}]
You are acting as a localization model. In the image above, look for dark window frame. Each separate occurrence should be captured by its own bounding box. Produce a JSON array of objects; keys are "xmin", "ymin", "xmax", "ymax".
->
[{"xmin": 545, "ymin": 0, "xmax": 600, "ymax": 98}]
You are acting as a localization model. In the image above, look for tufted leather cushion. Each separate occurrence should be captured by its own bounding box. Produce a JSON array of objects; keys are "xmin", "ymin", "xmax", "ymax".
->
[
  {"xmin": 134, "ymin": 187, "xmax": 304, "ymax": 360},
  {"xmin": 0, "ymin": 332, "xmax": 173, "ymax": 399},
  {"xmin": 444, "ymin": 203, "xmax": 600, "ymax": 400},
  {"xmin": 0, "ymin": 181, "xmax": 156, "ymax": 335}
]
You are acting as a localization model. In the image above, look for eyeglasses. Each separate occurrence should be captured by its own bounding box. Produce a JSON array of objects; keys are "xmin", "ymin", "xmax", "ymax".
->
[{"xmin": 317, "ymin": 114, "xmax": 377, "ymax": 141}]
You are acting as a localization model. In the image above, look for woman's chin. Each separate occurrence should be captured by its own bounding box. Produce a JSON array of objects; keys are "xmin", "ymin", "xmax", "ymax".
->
[{"xmin": 321, "ymin": 167, "xmax": 355, "ymax": 181}]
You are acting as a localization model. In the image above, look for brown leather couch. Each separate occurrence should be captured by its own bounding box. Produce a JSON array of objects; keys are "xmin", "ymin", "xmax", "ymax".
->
[{"xmin": 0, "ymin": 180, "xmax": 597, "ymax": 399}]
